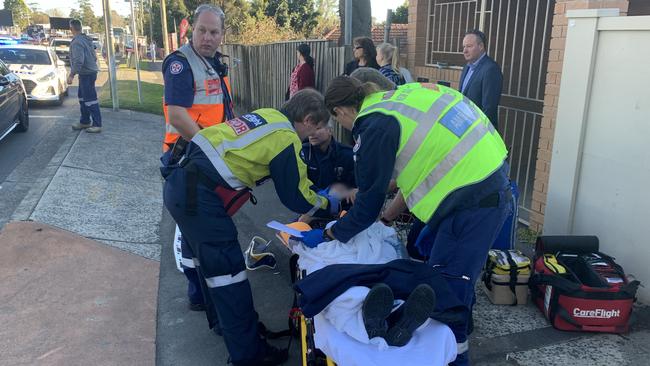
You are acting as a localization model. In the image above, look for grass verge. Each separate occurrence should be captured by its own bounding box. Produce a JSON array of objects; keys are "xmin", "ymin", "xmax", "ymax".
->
[{"xmin": 99, "ymin": 80, "xmax": 163, "ymax": 115}]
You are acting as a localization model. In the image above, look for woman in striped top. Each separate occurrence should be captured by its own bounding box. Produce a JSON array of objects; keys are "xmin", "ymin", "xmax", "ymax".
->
[{"xmin": 376, "ymin": 42, "xmax": 405, "ymax": 86}]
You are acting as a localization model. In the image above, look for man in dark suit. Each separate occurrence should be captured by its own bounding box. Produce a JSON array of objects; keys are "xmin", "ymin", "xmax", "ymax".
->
[{"xmin": 459, "ymin": 30, "xmax": 503, "ymax": 131}]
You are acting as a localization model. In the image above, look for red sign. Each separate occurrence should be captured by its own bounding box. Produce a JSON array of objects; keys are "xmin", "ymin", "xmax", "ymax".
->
[{"xmin": 179, "ymin": 18, "xmax": 190, "ymax": 40}]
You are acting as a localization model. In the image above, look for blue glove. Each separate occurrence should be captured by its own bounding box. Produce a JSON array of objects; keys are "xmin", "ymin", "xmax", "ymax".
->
[{"xmin": 295, "ymin": 229, "xmax": 325, "ymax": 248}]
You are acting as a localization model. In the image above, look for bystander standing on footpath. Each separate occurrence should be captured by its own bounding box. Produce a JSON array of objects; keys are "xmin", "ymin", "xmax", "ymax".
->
[{"xmin": 68, "ymin": 19, "xmax": 102, "ymax": 133}]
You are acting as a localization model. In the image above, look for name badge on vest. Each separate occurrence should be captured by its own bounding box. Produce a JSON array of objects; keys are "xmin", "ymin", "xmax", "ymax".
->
[
  {"xmin": 439, "ymin": 102, "xmax": 478, "ymax": 138},
  {"xmin": 226, "ymin": 113, "xmax": 268, "ymax": 136},
  {"xmin": 204, "ymin": 78, "xmax": 222, "ymax": 96}
]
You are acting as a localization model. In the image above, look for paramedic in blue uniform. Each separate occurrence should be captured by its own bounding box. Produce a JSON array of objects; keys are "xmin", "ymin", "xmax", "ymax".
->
[
  {"xmin": 296, "ymin": 77, "xmax": 511, "ymax": 366},
  {"xmin": 162, "ymin": 4, "xmax": 235, "ymax": 312},
  {"xmin": 300, "ymin": 120, "xmax": 355, "ymax": 190},
  {"xmin": 162, "ymin": 88, "xmax": 339, "ymax": 366}
]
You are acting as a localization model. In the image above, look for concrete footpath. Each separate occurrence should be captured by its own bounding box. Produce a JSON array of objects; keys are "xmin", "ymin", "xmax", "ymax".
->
[{"xmin": 1, "ymin": 95, "xmax": 649, "ymax": 364}]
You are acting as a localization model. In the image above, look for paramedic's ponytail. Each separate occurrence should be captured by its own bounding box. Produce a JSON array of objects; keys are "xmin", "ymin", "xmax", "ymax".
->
[{"xmin": 325, "ymin": 76, "xmax": 380, "ymax": 113}]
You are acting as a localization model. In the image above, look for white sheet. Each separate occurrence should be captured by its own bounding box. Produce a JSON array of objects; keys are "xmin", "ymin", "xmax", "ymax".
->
[
  {"xmin": 293, "ymin": 222, "xmax": 458, "ymax": 365},
  {"xmin": 314, "ymin": 315, "xmax": 457, "ymax": 366}
]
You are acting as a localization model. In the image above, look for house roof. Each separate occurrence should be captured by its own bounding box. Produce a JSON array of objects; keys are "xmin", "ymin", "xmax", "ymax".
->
[{"xmin": 324, "ymin": 24, "xmax": 409, "ymax": 48}]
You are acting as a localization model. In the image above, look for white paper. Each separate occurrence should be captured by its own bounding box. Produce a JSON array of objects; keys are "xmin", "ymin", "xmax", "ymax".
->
[{"xmin": 266, "ymin": 220, "xmax": 304, "ymax": 238}]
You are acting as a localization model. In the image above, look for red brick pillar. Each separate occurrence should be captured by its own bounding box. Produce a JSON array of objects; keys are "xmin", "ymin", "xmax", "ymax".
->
[
  {"xmin": 529, "ymin": 0, "xmax": 629, "ymax": 232},
  {"xmin": 406, "ymin": 0, "xmax": 429, "ymax": 71}
]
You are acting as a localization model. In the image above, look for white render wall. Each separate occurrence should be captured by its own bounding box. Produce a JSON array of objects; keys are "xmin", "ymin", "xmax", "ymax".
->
[{"xmin": 544, "ymin": 10, "xmax": 650, "ymax": 303}]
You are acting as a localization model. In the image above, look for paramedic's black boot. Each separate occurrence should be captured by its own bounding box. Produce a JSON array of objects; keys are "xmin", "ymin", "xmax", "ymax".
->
[
  {"xmin": 385, "ymin": 284, "xmax": 436, "ymax": 347},
  {"xmin": 362, "ymin": 283, "xmax": 394, "ymax": 340},
  {"xmin": 259, "ymin": 342, "xmax": 289, "ymax": 366}
]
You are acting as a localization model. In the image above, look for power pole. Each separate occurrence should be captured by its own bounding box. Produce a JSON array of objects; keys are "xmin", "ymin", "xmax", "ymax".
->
[
  {"xmin": 130, "ymin": 0, "xmax": 142, "ymax": 104},
  {"xmin": 160, "ymin": 0, "xmax": 170, "ymax": 55},
  {"xmin": 102, "ymin": 0, "xmax": 119, "ymax": 110}
]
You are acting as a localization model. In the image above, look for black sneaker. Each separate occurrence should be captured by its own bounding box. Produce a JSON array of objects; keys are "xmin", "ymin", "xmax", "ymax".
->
[
  {"xmin": 385, "ymin": 284, "xmax": 436, "ymax": 347},
  {"xmin": 188, "ymin": 302, "xmax": 206, "ymax": 312},
  {"xmin": 362, "ymin": 283, "xmax": 394, "ymax": 340},
  {"xmin": 259, "ymin": 343, "xmax": 288, "ymax": 366}
]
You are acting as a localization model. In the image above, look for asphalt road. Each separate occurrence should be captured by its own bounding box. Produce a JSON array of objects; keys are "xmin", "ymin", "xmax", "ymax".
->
[{"xmin": 0, "ymin": 87, "xmax": 83, "ymax": 228}]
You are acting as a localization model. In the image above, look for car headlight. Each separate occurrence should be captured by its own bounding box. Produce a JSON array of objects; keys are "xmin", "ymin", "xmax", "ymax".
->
[{"xmin": 37, "ymin": 71, "xmax": 56, "ymax": 82}]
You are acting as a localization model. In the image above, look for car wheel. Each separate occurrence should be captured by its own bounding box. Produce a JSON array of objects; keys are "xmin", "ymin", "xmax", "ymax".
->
[
  {"xmin": 55, "ymin": 86, "xmax": 64, "ymax": 106},
  {"xmin": 15, "ymin": 99, "xmax": 29, "ymax": 132}
]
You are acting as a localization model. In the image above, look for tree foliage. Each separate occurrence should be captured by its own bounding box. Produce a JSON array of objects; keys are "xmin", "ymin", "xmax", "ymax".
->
[
  {"xmin": 4, "ymin": 0, "xmax": 31, "ymax": 30},
  {"xmin": 250, "ymin": 0, "xmax": 319, "ymax": 37},
  {"xmin": 30, "ymin": 10, "xmax": 47, "ymax": 24},
  {"xmin": 392, "ymin": 1, "xmax": 408, "ymax": 24}
]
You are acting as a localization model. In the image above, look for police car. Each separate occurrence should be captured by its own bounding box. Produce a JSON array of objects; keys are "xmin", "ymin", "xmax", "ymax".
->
[{"xmin": 0, "ymin": 45, "xmax": 69, "ymax": 104}]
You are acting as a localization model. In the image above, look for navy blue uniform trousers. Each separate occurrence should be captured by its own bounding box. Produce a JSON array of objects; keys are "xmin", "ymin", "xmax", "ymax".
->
[
  {"xmin": 77, "ymin": 72, "xmax": 102, "ymax": 127},
  {"xmin": 163, "ymin": 165, "xmax": 263, "ymax": 365},
  {"xmin": 294, "ymin": 259, "xmax": 470, "ymax": 338},
  {"xmin": 419, "ymin": 166, "xmax": 512, "ymax": 366}
]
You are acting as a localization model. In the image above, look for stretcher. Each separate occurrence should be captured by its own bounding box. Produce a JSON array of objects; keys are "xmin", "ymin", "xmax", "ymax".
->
[{"xmin": 274, "ymin": 222, "xmax": 458, "ymax": 366}]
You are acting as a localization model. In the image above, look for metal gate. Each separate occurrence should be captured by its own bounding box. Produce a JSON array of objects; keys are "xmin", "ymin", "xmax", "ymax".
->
[{"xmin": 424, "ymin": 0, "xmax": 555, "ymax": 223}]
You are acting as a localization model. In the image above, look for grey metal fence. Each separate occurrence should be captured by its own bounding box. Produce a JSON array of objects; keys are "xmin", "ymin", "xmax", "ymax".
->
[{"xmin": 424, "ymin": 0, "xmax": 555, "ymax": 223}]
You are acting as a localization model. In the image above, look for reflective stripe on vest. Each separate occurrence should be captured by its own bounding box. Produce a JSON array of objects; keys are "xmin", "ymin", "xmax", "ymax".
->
[
  {"xmin": 359, "ymin": 93, "xmax": 457, "ymax": 174},
  {"xmin": 192, "ymin": 121, "xmax": 294, "ymax": 190},
  {"xmin": 162, "ymin": 44, "xmax": 229, "ymax": 151},
  {"xmin": 356, "ymin": 85, "xmax": 507, "ymax": 222},
  {"xmin": 205, "ymin": 270, "xmax": 247, "ymax": 288},
  {"xmin": 177, "ymin": 43, "xmax": 224, "ymax": 105},
  {"xmin": 406, "ymin": 121, "xmax": 496, "ymax": 209}
]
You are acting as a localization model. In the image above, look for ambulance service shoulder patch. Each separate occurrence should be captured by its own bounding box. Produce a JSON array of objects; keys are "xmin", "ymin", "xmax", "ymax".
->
[{"xmin": 169, "ymin": 61, "xmax": 183, "ymax": 75}]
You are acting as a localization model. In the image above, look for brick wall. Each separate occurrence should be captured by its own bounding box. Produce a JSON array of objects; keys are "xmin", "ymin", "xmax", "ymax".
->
[
  {"xmin": 407, "ymin": 0, "xmax": 429, "ymax": 70},
  {"xmin": 529, "ymin": 0, "xmax": 629, "ymax": 231},
  {"xmin": 413, "ymin": 66, "xmax": 463, "ymax": 89}
]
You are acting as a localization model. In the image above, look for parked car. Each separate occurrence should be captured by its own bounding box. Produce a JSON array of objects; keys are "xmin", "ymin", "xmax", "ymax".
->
[
  {"xmin": 50, "ymin": 38, "xmax": 71, "ymax": 64},
  {"xmin": 0, "ymin": 45, "xmax": 68, "ymax": 105},
  {"xmin": 0, "ymin": 58, "xmax": 29, "ymax": 140}
]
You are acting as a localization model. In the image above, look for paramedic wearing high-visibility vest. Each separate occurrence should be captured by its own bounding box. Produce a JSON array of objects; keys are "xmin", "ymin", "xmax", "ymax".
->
[
  {"xmin": 161, "ymin": 89, "xmax": 339, "ymax": 366},
  {"xmin": 310, "ymin": 76, "xmax": 511, "ymax": 366},
  {"xmin": 162, "ymin": 4, "xmax": 234, "ymax": 153},
  {"xmin": 162, "ymin": 4, "xmax": 234, "ymax": 312}
]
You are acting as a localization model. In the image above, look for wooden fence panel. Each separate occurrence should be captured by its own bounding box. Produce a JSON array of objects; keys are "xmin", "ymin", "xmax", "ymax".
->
[{"xmin": 223, "ymin": 40, "xmax": 348, "ymax": 112}]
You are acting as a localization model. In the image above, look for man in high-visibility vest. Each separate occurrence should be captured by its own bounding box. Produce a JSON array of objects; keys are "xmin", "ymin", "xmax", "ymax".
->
[
  {"xmin": 161, "ymin": 4, "xmax": 234, "ymax": 312},
  {"xmin": 161, "ymin": 88, "xmax": 339, "ymax": 366},
  {"xmin": 312, "ymin": 76, "xmax": 511, "ymax": 366}
]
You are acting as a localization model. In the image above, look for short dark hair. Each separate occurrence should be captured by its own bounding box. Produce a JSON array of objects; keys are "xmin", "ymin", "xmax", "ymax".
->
[
  {"xmin": 280, "ymin": 88, "xmax": 329, "ymax": 126},
  {"xmin": 465, "ymin": 29, "xmax": 487, "ymax": 48},
  {"xmin": 350, "ymin": 67, "xmax": 396, "ymax": 91},
  {"xmin": 69, "ymin": 19, "xmax": 82, "ymax": 32}
]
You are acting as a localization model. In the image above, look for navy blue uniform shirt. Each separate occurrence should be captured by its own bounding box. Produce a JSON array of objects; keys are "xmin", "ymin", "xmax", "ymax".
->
[
  {"xmin": 300, "ymin": 138, "xmax": 356, "ymax": 190},
  {"xmin": 331, "ymin": 113, "xmax": 400, "ymax": 242}
]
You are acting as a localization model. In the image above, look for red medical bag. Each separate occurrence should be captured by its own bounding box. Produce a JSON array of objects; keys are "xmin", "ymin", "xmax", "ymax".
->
[{"xmin": 529, "ymin": 236, "xmax": 639, "ymax": 333}]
